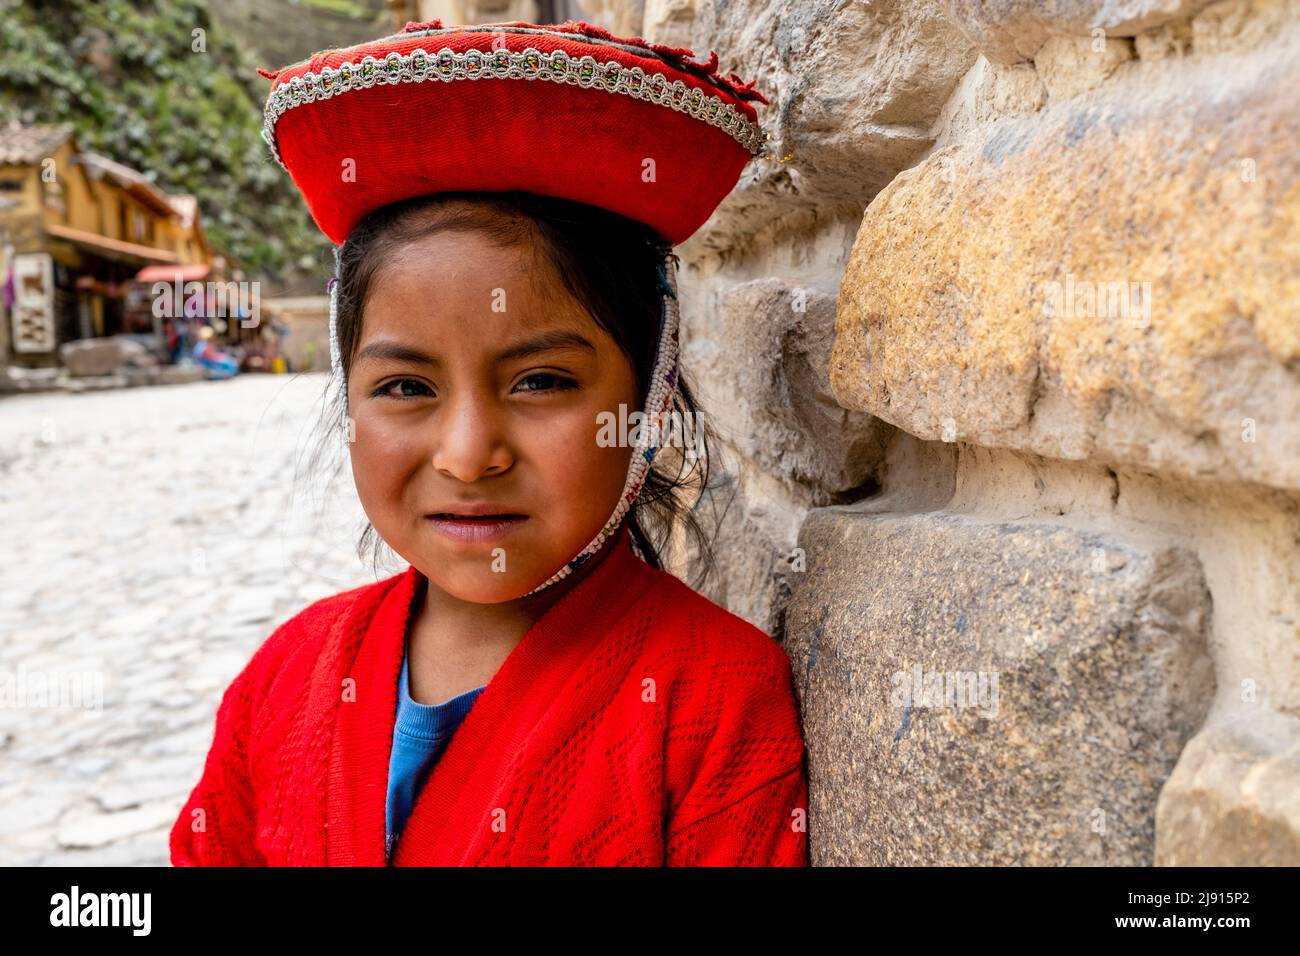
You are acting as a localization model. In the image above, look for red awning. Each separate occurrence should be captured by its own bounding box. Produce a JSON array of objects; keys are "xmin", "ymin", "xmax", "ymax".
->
[{"xmin": 136, "ymin": 263, "xmax": 211, "ymax": 282}]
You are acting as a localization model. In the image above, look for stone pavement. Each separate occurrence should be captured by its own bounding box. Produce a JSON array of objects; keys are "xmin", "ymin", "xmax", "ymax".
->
[{"xmin": 0, "ymin": 372, "xmax": 384, "ymax": 865}]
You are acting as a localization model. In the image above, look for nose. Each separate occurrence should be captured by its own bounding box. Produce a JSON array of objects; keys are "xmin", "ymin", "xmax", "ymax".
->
[{"xmin": 430, "ymin": 392, "xmax": 513, "ymax": 483}]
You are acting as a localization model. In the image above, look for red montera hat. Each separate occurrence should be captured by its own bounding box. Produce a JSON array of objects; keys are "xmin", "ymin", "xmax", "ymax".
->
[{"xmin": 260, "ymin": 18, "xmax": 769, "ymax": 247}]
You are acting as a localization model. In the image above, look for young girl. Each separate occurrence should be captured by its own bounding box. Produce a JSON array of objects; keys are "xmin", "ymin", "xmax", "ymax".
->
[{"xmin": 169, "ymin": 18, "xmax": 808, "ymax": 866}]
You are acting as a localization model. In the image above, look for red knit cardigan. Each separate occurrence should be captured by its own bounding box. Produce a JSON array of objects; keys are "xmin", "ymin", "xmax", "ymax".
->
[{"xmin": 169, "ymin": 523, "xmax": 809, "ymax": 866}]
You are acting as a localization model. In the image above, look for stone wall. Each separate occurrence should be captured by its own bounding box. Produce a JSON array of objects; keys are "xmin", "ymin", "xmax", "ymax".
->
[{"xmin": 645, "ymin": 0, "xmax": 1300, "ymax": 864}]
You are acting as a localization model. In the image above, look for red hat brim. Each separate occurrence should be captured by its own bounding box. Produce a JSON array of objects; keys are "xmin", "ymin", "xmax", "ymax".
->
[{"xmin": 262, "ymin": 21, "xmax": 768, "ymax": 246}]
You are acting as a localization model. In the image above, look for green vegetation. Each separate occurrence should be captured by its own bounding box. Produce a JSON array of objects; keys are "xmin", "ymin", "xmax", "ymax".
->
[
  {"xmin": 301, "ymin": 0, "xmax": 375, "ymax": 18},
  {"xmin": 0, "ymin": 0, "xmax": 351, "ymax": 285}
]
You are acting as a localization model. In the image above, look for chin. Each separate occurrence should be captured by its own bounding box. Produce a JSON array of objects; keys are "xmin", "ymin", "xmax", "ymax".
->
[{"xmin": 427, "ymin": 565, "xmax": 552, "ymax": 604}]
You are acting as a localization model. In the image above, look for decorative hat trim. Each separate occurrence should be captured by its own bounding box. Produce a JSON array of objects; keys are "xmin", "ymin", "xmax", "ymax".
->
[{"xmin": 261, "ymin": 44, "xmax": 767, "ymax": 171}]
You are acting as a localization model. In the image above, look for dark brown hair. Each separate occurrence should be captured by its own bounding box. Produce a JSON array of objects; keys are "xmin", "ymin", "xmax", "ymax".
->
[{"xmin": 301, "ymin": 190, "xmax": 724, "ymax": 589}]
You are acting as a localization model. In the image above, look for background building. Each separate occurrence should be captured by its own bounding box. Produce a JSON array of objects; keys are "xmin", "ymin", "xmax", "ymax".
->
[{"xmin": 0, "ymin": 121, "xmax": 218, "ymax": 368}]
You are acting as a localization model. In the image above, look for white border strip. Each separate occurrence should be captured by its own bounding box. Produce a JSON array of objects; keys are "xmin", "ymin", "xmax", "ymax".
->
[{"xmin": 261, "ymin": 45, "xmax": 768, "ymax": 169}]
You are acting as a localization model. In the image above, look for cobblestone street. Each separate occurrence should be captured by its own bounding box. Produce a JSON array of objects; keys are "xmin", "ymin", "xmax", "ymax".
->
[{"xmin": 0, "ymin": 373, "xmax": 382, "ymax": 865}]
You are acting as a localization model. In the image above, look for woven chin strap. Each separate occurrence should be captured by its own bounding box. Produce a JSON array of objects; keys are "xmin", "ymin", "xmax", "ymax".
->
[{"xmin": 328, "ymin": 243, "xmax": 681, "ymax": 595}]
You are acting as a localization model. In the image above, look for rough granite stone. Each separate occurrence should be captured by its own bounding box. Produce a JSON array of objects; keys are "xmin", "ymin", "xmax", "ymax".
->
[
  {"xmin": 783, "ymin": 506, "xmax": 1215, "ymax": 864},
  {"xmin": 941, "ymin": 0, "xmax": 1218, "ymax": 64},
  {"xmin": 692, "ymin": 277, "xmax": 891, "ymax": 495},
  {"xmin": 1156, "ymin": 707, "xmax": 1300, "ymax": 864},
  {"xmin": 671, "ymin": 0, "xmax": 977, "ymax": 254},
  {"xmin": 832, "ymin": 16, "xmax": 1300, "ymax": 490}
]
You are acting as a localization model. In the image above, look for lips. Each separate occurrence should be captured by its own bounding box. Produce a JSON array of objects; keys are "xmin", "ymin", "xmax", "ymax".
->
[
  {"xmin": 428, "ymin": 502, "xmax": 526, "ymax": 518},
  {"xmin": 425, "ymin": 510, "xmax": 529, "ymax": 545},
  {"xmin": 430, "ymin": 513, "xmax": 526, "ymax": 520}
]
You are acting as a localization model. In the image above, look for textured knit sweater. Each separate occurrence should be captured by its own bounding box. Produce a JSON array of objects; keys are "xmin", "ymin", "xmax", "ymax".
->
[
  {"xmin": 385, "ymin": 646, "xmax": 484, "ymax": 859},
  {"xmin": 169, "ymin": 522, "xmax": 810, "ymax": 866}
]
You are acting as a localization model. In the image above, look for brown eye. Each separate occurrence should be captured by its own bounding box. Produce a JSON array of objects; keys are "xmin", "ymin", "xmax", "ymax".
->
[
  {"xmin": 373, "ymin": 378, "xmax": 433, "ymax": 399},
  {"xmin": 515, "ymin": 373, "xmax": 578, "ymax": 394}
]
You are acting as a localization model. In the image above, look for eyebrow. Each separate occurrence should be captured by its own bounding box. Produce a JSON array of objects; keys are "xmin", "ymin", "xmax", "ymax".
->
[{"xmin": 355, "ymin": 330, "xmax": 597, "ymax": 367}]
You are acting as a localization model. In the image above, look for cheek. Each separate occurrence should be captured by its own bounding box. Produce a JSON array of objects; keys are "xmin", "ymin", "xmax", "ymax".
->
[
  {"xmin": 527, "ymin": 407, "xmax": 631, "ymax": 513},
  {"xmin": 348, "ymin": 408, "xmax": 423, "ymax": 504}
]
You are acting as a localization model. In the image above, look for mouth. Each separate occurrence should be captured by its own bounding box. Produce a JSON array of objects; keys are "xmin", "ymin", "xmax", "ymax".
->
[
  {"xmin": 429, "ymin": 513, "xmax": 527, "ymax": 520},
  {"xmin": 425, "ymin": 512, "xmax": 530, "ymax": 544}
]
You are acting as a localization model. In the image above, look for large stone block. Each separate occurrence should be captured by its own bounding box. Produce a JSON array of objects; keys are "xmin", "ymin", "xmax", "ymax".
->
[
  {"xmin": 1156, "ymin": 707, "xmax": 1300, "ymax": 864},
  {"xmin": 688, "ymin": 277, "xmax": 890, "ymax": 495},
  {"xmin": 832, "ymin": 14, "xmax": 1300, "ymax": 489},
  {"xmin": 784, "ymin": 506, "xmax": 1214, "ymax": 864},
  {"xmin": 668, "ymin": 0, "xmax": 977, "ymax": 252},
  {"xmin": 941, "ymin": 0, "xmax": 1217, "ymax": 64}
]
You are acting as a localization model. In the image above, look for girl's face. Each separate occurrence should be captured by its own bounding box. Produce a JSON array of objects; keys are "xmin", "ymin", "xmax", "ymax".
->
[{"xmin": 346, "ymin": 227, "xmax": 640, "ymax": 603}]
